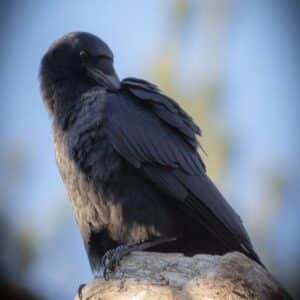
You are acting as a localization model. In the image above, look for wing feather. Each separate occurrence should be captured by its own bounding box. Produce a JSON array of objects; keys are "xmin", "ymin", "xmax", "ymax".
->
[{"xmin": 102, "ymin": 78, "xmax": 259, "ymax": 261}]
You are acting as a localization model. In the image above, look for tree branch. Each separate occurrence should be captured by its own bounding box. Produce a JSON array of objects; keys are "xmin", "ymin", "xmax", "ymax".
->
[{"xmin": 75, "ymin": 251, "xmax": 292, "ymax": 300}]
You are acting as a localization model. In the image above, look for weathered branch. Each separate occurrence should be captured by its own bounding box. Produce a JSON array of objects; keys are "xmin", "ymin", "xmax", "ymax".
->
[{"xmin": 75, "ymin": 251, "xmax": 292, "ymax": 300}]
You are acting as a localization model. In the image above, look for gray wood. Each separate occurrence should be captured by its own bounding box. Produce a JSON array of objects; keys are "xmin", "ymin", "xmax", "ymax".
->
[{"xmin": 75, "ymin": 251, "xmax": 291, "ymax": 300}]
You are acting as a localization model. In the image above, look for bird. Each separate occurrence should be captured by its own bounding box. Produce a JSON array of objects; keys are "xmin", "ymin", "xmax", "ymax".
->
[{"xmin": 39, "ymin": 31, "xmax": 263, "ymax": 279}]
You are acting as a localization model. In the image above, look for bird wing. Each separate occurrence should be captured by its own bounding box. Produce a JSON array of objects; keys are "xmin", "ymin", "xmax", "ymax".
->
[{"xmin": 104, "ymin": 77, "xmax": 258, "ymax": 259}]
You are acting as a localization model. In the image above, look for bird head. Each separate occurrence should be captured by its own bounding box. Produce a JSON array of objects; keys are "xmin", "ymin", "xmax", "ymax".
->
[{"xmin": 40, "ymin": 32, "xmax": 120, "ymax": 114}]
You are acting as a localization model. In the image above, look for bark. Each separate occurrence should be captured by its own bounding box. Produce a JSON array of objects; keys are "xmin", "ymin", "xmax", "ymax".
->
[{"xmin": 75, "ymin": 251, "xmax": 292, "ymax": 300}]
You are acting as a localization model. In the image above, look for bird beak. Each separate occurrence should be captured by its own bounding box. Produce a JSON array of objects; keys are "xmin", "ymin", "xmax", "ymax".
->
[{"xmin": 87, "ymin": 67, "xmax": 121, "ymax": 91}]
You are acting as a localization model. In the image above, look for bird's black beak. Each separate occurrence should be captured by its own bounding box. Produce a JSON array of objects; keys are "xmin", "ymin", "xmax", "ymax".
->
[{"xmin": 87, "ymin": 67, "xmax": 121, "ymax": 91}]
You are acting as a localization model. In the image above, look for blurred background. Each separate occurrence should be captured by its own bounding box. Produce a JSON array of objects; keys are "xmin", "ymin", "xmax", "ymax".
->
[{"xmin": 1, "ymin": 0, "xmax": 299, "ymax": 299}]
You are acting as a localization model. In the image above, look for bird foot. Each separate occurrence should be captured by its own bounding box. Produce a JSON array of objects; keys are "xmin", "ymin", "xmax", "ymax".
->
[{"xmin": 101, "ymin": 236, "xmax": 176, "ymax": 280}]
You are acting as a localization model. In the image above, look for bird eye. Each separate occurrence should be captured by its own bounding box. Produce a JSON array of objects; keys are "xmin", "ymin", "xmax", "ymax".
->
[{"xmin": 79, "ymin": 50, "xmax": 89, "ymax": 60}]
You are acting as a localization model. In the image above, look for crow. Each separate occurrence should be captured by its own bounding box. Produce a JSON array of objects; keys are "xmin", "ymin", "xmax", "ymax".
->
[{"xmin": 39, "ymin": 32, "xmax": 262, "ymax": 278}]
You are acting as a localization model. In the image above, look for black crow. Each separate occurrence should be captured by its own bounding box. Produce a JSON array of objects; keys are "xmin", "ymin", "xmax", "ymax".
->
[{"xmin": 39, "ymin": 32, "xmax": 262, "ymax": 278}]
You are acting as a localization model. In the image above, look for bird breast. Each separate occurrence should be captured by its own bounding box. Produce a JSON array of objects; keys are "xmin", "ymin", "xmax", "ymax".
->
[{"xmin": 53, "ymin": 88, "xmax": 119, "ymax": 232}]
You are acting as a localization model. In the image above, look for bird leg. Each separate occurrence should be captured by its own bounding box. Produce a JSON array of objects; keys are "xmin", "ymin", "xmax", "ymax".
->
[{"xmin": 101, "ymin": 237, "xmax": 176, "ymax": 280}]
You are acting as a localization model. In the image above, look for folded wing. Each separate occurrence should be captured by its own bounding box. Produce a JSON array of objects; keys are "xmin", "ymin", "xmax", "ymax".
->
[{"xmin": 103, "ymin": 78, "xmax": 261, "ymax": 263}]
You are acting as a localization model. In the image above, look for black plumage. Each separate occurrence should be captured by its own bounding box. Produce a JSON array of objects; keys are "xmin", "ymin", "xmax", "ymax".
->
[{"xmin": 40, "ymin": 32, "xmax": 262, "ymax": 276}]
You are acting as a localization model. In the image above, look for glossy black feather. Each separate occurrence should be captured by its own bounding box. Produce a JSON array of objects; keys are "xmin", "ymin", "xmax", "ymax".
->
[
  {"xmin": 40, "ymin": 33, "xmax": 262, "ymax": 276},
  {"xmin": 106, "ymin": 79, "xmax": 260, "ymax": 262},
  {"xmin": 52, "ymin": 80, "xmax": 262, "ymax": 274}
]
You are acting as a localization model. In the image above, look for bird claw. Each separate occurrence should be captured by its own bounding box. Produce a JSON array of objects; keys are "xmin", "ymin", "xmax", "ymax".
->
[
  {"xmin": 101, "ymin": 237, "xmax": 176, "ymax": 280},
  {"xmin": 101, "ymin": 245, "xmax": 131, "ymax": 280}
]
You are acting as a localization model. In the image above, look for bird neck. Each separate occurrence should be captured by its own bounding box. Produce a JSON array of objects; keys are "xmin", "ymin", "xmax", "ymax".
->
[{"xmin": 55, "ymin": 79, "xmax": 93, "ymax": 113}]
